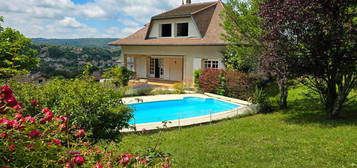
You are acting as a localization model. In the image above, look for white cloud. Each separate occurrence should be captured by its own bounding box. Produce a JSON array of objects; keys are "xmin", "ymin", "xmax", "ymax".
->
[
  {"xmin": 58, "ymin": 17, "xmax": 85, "ymax": 28},
  {"xmin": 0, "ymin": 0, "xmax": 218, "ymax": 38}
]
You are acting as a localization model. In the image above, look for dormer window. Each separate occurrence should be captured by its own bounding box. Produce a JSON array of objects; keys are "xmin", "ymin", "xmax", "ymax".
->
[
  {"xmin": 176, "ymin": 23, "xmax": 189, "ymax": 37},
  {"xmin": 161, "ymin": 24, "xmax": 172, "ymax": 37}
]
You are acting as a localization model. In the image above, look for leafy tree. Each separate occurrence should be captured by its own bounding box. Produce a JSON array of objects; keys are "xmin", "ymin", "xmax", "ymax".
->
[
  {"xmin": 221, "ymin": 0, "xmax": 265, "ymax": 72},
  {"xmin": 0, "ymin": 17, "xmax": 39, "ymax": 79},
  {"xmin": 260, "ymin": 0, "xmax": 356, "ymax": 118}
]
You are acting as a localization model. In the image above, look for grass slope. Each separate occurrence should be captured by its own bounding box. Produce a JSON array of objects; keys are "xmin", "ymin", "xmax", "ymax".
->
[{"xmin": 110, "ymin": 86, "xmax": 357, "ymax": 168}]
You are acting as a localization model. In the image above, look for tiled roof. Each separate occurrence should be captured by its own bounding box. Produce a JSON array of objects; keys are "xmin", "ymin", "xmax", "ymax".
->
[
  {"xmin": 109, "ymin": 1, "xmax": 226, "ymax": 46},
  {"xmin": 152, "ymin": 1, "xmax": 217, "ymax": 19}
]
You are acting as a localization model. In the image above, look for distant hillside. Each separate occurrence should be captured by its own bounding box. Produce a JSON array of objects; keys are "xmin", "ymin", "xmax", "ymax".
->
[{"xmin": 32, "ymin": 38, "xmax": 119, "ymax": 48}]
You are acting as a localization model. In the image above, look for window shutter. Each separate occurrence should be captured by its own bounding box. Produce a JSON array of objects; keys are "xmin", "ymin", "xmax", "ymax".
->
[
  {"xmin": 218, "ymin": 60, "xmax": 225, "ymax": 69},
  {"xmin": 193, "ymin": 58, "xmax": 202, "ymax": 70}
]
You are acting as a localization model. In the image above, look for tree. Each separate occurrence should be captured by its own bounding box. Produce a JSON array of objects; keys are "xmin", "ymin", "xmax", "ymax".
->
[
  {"xmin": 260, "ymin": 0, "xmax": 356, "ymax": 118},
  {"xmin": 221, "ymin": 0, "xmax": 265, "ymax": 73},
  {"xmin": 0, "ymin": 17, "xmax": 39, "ymax": 79}
]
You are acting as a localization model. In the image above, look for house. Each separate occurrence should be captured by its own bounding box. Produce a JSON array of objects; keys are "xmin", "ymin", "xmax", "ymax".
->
[{"xmin": 109, "ymin": 0, "xmax": 226, "ymax": 85}]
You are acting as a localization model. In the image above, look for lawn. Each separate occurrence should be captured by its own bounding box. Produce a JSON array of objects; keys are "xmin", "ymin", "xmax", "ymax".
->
[{"xmin": 106, "ymin": 86, "xmax": 357, "ymax": 168}]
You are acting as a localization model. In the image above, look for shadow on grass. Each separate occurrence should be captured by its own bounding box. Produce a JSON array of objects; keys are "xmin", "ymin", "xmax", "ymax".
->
[{"xmin": 281, "ymin": 97, "xmax": 357, "ymax": 128}]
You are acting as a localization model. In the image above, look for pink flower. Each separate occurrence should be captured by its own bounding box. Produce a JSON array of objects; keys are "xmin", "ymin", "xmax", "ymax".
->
[
  {"xmin": 0, "ymin": 118, "xmax": 8, "ymax": 124},
  {"xmin": 139, "ymin": 157, "xmax": 148, "ymax": 164},
  {"xmin": 93, "ymin": 162, "xmax": 103, "ymax": 168},
  {"xmin": 42, "ymin": 107, "xmax": 51, "ymax": 113},
  {"xmin": 9, "ymin": 144, "xmax": 15, "ymax": 152},
  {"xmin": 65, "ymin": 161, "xmax": 74, "ymax": 168},
  {"xmin": 1, "ymin": 132, "xmax": 7, "ymax": 138},
  {"xmin": 106, "ymin": 162, "xmax": 112, "ymax": 167},
  {"xmin": 54, "ymin": 116, "xmax": 68, "ymax": 123},
  {"xmin": 74, "ymin": 129, "xmax": 85, "ymax": 138},
  {"xmin": 162, "ymin": 163, "xmax": 170, "ymax": 168},
  {"xmin": 59, "ymin": 123, "xmax": 67, "ymax": 131},
  {"xmin": 28, "ymin": 130, "xmax": 41, "ymax": 138},
  {"xmin": 15, "ymin": 113, "xmax": 22, "ymax": 120},
  {"xmin": 73, "ymin": 156, "xmax": 85, "ymax": 165},
  {"xmin": 118, "ymin": 153, "xmax": 134, "ymax": 166},
  {"xmin": 52, "ymin": 139, "xmax": 62, "ymax": 146},
  {"xmin": 24, "ymin": 116, "xmax": 36, "ymax": 124},
  {"xmin": 13, "ymin": 104, "xmax": 22, "ymax": 111},
  {"xmin": 4, "ymin": 96, "xmax": 17, "ymax": 107},
  {"xmin": 6, "ymin": 120, "xmax": 19, "ymax": 128},
  {"xmin": 31, "ymin": 100, "xmax": 39, "ymax": 107},
  {"xmin": 1, "ymin": 85, "xmax": 12, "ymax": 95}
]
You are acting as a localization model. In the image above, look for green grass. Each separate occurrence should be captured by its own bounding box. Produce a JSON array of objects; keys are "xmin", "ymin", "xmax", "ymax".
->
[{"xmin": 106, "ymin": 86, "xmax": 357, "ymax": 168}]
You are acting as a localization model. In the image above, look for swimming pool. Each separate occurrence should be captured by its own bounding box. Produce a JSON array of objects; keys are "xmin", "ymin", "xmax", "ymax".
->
[{"xmin": 128, "ymin": 97, "xmax": 240, "ymax": 124}]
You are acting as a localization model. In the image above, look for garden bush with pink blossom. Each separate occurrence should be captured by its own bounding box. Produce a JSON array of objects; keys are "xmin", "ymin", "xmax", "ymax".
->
[
  {"xmin": 0, "ymin": 85, "xmax": 171, "ymax": 167},
  {"xmin": 3, "ymin": 79, "xmax": 132, "ymax": 140}
]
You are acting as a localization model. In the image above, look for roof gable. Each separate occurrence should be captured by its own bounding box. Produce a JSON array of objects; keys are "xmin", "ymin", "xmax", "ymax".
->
[{"xmin": 109, "ymin": 1, "xmax": 226, "ymax": 46}]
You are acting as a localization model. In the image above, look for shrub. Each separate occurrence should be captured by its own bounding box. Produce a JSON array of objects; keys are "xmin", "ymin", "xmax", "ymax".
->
[
  {"xmin": 224, "ymin": 70, "xmax": 254, "ymax": 100},
  {"xmin": 197, "ymin": 69, "xmax": 255, "ymax": 100},
  {"xmin": 0, "ymin": 85, "xmax": 171, "ymax": 168},
  {"xmin": 173, "ymin": 82, "xmax": 186, "ymax": 94},
  {"xmin": 133, "ymin": 84, "xmax": 154, "ymax": 96},
  {"xmin": 193, "ymin": 69, "xmax": 202, "ymax": 88},
  {"xmin": 4, "ymin": 79, "xmax": 132, "ymax": 140},
  {"xmin": 249, "ymin": 87, "xmax": 273, "ymax": 114},
  {"xmin": 103, "ymin": 67, "xmax": 135, "ymax": 87},
  {"xmin": 198, "ymin": 69, "xmax": 223, "ymax": 93}
]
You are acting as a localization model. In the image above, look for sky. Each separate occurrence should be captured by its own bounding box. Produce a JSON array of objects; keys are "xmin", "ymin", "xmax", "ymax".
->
[{"xmin": 0, "ymin": 0, "xmax": 225, "ymax": 39}]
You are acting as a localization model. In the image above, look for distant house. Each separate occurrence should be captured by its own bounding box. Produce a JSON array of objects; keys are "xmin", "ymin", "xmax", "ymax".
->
[{"xmin": 109, "ymin": 0, "xmax": 226, "ymax": 85}]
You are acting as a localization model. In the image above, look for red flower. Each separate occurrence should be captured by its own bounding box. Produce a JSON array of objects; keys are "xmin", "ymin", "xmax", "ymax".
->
[
  {"xmin": 31, "ymin": 100, "xmax": 39, "ymax": 107},
  {"xmin": 2, "ymin": 165, "xmax": 10, "ymax": 168},
  {"xmin": 55, "ymin": 116, "xmax": 68, "ymax": 123},
  {"xmin": 65, "ymin": 161, "xmax": 74, "ymax": 168},
  {"xmin": 13, "ymin": 104, "xmax": 22, "ymax": 111},
  {"xmin": 24, "ymin": 116, "xmax": 36, "ymax": 124},
  {"xmin": 106, "ymin": 162, "xmax": 112, "ymax": 167},
  {"xmin": 42, "ymin": 107, "xmax": 51, "ymax": 113},
  {"xmin": 5, "ymin": 120, "xmax": 19, "ymax": 128},
  {"xmin": 162, "ymin": 163, "xmax": 170, "ymax": 168},
  {"xmin": 4, "ymin": 96, "xmax": 17, "ymax": 107},
  {"xmin": 9, "ymin": 144, "xmax": 15, "ymax": 152},
  {"xmin": 73, "ymin": 156, "xmax": 85, "ymax": 165},
  {"xmin": 118, "ymin": 153, "xmax": 134, "ymax": 166},
  {"xmin": 28, "ymin": 130, "xmax": 41, "ymax": 138},
  {"xmin": 1, "ymin": 132, "xmax": 7, "ymax": 138},
  {"xmin": 52, "ymin": 139, "xmax": 62, "ymax": 146},
  {"xmin": 74, "ymin": 129, "xmax": 85, "ymax": 138},
  {"xmin": 0, "ymin": 118, "xmax": 8, "ymax": 124},
  {"xmin": 93, "ymin": 162, "xmax": 103, "ymax": 168},
  {"xmin": 15, "ymin": 113, "xmax": 22, "ymax": 120},
  {"xmin": 1, "ymin": 85, "xmax": 12, "ymax": 95},
  {"xmin": 59, "ymin": 123, "xmax": 67, "ymax": 131},
  {"xmin": 27, "ymin": 144, "xmax": 34, "ymax": 150},
  {"xmin": 139, "ymin": 157, "xmax": 148, "ymax": 164}
]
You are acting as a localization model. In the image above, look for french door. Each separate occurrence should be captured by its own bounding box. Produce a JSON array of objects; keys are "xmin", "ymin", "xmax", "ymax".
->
[{"xmin": 149, "ymin": 58, "xmax": 164, "ymax": 79}]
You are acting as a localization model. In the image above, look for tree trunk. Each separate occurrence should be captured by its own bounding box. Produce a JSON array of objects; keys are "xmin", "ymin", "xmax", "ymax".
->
[{"xmin": 278, "ymin": 77, "xmax": 288, "ymax": 109}]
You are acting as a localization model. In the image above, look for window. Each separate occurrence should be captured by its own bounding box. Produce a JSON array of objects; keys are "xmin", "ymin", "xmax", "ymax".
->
[
  {"xmin": 204, "ymin": 59, "xmax": 219, "ymax": 69},
  {"xmin": 161, "ymin": 24, "xmax": 172, "ymax": 37},
  {"xmin": 176, "ymin": 23, "xmax": 188, "ymax": 36},
  {"xmin": 127, "ymin": 56, "xmax": 135, "ymax": 71},
  {"xmin": 149, "ymin": 58, "xmax": 155, "ymax": 74}
]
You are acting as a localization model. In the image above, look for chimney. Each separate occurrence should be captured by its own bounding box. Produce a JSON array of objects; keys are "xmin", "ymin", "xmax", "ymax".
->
[{"xmin": 186, "ymin": 0, "xmax": 191, "ymax": 4}]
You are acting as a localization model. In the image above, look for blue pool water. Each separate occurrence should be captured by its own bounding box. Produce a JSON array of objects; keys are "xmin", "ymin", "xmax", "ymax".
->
[{"xmin": 128, "ymin": 97, "xmax": 240, "ymax": 124}]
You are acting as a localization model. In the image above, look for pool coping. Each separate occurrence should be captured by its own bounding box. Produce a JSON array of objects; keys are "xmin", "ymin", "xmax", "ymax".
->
[{"xmin": 121, "ymin": 93, "xmax": 252, "ymax": 132}]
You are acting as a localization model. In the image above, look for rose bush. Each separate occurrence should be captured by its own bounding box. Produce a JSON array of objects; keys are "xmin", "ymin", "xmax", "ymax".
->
[
  {"xmin": 3, "ymin": 79, "xmax": 132, "ymax": 140},
  {"xmin": 0, "ymin": 85, "xmax": 171, "ymax": 168}
]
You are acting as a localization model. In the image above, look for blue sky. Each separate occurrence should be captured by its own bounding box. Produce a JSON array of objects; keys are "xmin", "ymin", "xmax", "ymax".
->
[{"xmin": 0, "ymin": 0, "xmax": 225, "ymax": 39}]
